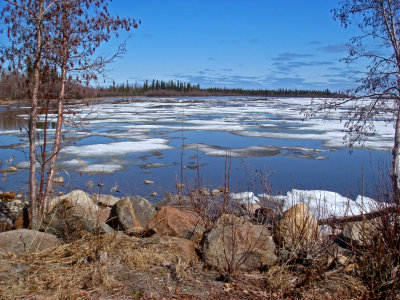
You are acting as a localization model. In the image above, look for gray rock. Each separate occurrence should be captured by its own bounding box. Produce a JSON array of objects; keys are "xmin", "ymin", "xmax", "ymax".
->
[
  {"xmin": 47, "ymin": 190, "xmax": 98, "ymax": 215},
  {"xmin": 40, "ymin": 196, "xmax": 113, "ymax": 240},
  {"xmin": 0, "ymin": 229, "xmax": 61, "ymax": 254},
  {"xmin": 92, "ymin": 194, "xmax": 120, "ymax": 207},
  {"xmin": 155, "ymin": 193, "xmax": 191, "ymax": 210},
  {"xmin": 108, "ymin": 196, "xmax": 155, "ymax": 234},
  {"xmin": 203, "ymin": 219, "xmax": 277, "ymax": 272}
]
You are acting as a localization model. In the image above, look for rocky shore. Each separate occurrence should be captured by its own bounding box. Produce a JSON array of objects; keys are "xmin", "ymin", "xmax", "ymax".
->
[{"xmin": 0, "ymin": 188, "xmax": 398, "ymax": 299}]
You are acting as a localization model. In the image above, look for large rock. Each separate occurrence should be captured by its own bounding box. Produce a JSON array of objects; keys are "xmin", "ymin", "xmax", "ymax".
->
[
  {"xmin": 108, "ymin": 198, "xmax": 143, "ymax": 234},
  {"xmin": 277, "ymin": 203, "xmax": 319, "ymax": 251},
  {"xmin": 203, "ymin": 215, "xmax": 277, "ymax": 272},
  {"xmin": 147, "ymin": 206, "xmax": 202, "ymax": 238},
  {"xmin": 108, "ymin": 196, "xmax": 155, "ymax": 234},
  {"xmin": 155, "ymin": 235, "xmax": 198, "ymax": 263},
  {"xmin": 341, "ymin": 219, "xmax": 380, "ymax": 248},
  {"xmin": 0, "ymin": 229, "xmax": 61, "ymax": 254},
  {"xmin": 154, "ymin": 193, "xmax": 192, "ymax": 210},
  {"xmin": 40, "ymin": 197, "xmax": 114, "ymax": 240},
  {"xmin": 92, "ymin": 194, "xmax": 120, "ymax": 207},
  {"xmin": 47, "ymin": 190, "xmax": 99, "ymax": 215}
]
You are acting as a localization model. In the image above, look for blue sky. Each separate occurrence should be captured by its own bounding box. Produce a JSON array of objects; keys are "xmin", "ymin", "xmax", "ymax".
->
[
  {"xmin": 102, "ymin": 0, "xmax": 363, "ymax": 91},
  {"xmin": 0, "ymin": 0, "xmax": 364, "ymax": 91}
]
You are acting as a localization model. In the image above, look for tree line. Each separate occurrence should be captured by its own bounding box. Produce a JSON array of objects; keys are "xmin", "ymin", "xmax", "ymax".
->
[{"xmin": 0, "ymin": 71, "xmax": 343, "ymax": 100}]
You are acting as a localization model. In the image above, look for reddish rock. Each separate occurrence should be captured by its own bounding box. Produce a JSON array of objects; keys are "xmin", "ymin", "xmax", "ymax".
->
[
  {"xmin": 147, "ymin": 206, "xmax": 202, "ymax": 238},
  {"xmin": 98, "ymin": 207, "xmax": 112, "ymax": 223}
]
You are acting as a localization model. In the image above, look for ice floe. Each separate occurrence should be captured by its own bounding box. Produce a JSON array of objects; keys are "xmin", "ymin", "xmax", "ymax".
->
[{"xmin": 61, "ymin": 138, "xmax": 171, "ymax": 157}]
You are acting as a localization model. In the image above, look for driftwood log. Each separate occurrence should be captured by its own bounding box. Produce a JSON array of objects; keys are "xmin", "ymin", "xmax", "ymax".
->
[{"xmin": 318, "ymin": 206, "xmax": 399, "ymax": 226}]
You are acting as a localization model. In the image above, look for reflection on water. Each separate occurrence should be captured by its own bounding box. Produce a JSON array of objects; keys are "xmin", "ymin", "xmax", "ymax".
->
[{"xmin": 0, "ymin": 109, "xmax": 27, "ymax": 131}]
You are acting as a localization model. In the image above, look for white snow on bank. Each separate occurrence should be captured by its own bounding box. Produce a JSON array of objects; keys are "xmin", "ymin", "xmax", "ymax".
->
[
  {"xmin": 284, "ymin": 189, "xmax": 378, "ymax": 219},
  {"xmin": 230, "ymin": 192, "xmax": 259, "ymax": 204},
  {"xmin": 61, "ymin": 138, "xmax": 171, "ymax": 157}
]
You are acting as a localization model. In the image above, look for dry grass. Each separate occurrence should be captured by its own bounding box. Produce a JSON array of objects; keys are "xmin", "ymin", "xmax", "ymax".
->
[
  {"xmin": 264, "ymin": 264, "xmax": 367, "ymax": 299},
  {"xmin": 0, "ymin": 232, "xmax": 195, "ymax": 299}
]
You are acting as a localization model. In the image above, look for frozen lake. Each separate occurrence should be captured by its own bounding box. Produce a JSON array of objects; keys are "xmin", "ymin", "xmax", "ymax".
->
[{"xmin": 0, "ymin": 96, "xmax": 393, "ymax": 201}]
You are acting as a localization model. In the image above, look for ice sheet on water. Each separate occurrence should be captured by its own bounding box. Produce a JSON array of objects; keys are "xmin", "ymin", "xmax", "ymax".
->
[
  {"xmin": 185, "ymin": 143, "xmax": 328, "ymax": 159},
  {"xmin": 61, "ymin": 138, "xmax": 171, "ymax": 157},
  {"xmin": 14, "ymin": 161, "xmax": 30, "ymax": 169},
  {"xmin": 78, "ymin": 163, "xmax": 123, "ymax": 174}
]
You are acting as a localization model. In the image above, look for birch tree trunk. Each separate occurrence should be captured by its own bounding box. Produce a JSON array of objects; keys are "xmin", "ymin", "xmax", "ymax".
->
[
  {"xmin": 42, "ymin": 66, "xmax": 65, "ymax": 213},
  {"xmin": 393, "ymin": 101, "xmax": 400, "ymax": 204},
  {"xmin": 29, "ymin": 1, "xmax": 44, "ymax": 230}
]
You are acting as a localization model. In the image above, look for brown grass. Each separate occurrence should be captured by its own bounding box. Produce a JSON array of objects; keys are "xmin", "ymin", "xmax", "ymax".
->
[{"xmin": 0, "ymin": 232, "xmax": 195, "ymax": 299}]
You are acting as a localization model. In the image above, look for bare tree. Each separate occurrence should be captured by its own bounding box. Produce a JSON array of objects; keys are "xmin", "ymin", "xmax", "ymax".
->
[
  {"xmin": 1, "ymin": 0, "xmax": 58, "ymax": 229},
  {"xmin": 40, "ymin": 0, "xmax": 138, "ymax": 214},
  {"xmin": 1, "ymin": 0, "xmax": 138, "ymax": 228},
  {"xmin": 304, "ymin": 0, "xmax": 400, "ymax": 203}
]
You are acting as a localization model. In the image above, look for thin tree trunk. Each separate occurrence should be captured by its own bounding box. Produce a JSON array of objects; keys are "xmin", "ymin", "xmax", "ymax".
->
[
  {"xmin": 29, "ymin": 2, "xmax": 44, "ymax": 230},
  {"xmin": 38, "ymin": 100, "xmax": 50, "ymax": 217},
  {"xmin": 392, "ymin": 100, "xmax": 400, "ymax": 204},
  {"xmin": 43, "ymin": 65, "xmax": 66, "ymax": 212}
]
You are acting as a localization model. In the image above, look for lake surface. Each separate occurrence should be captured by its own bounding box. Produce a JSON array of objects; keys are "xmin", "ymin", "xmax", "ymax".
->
[{"xmin": 0, "ymin": 96, "xmax": 393, "ymax": 201}]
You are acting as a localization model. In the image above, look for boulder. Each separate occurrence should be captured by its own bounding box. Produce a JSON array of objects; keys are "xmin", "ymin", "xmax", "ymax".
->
[
  {"xmin": 40, "ymin": 197, "xmax": 114, "ymax": 240},
  {"xmin": 341, "ymin": 219, "xmax": 380, "ymax": 248},
  {"xmin": 182, "ymin": 225, "xmax": 205, "ymax": 246},
  {"xmin": 92, "ymin": 194, "xmax": 120, "ymax": 207},
  {"xmin": 108, "ymin": 196, "xmax": 155, "ymax": 234},
  {"xmin": 127, "ymin": 196, "xmax": 156, "ymax": 227},
  {"xmin": 277, "ymin": 203, "xmax": 319, "ymax": 251},
  {"xmin": 0, "ymin": 229, "xmax": 61, "ymax": 254},
  {"xmin": 216, "ymin": 213, "xmax": 248, "ymax": 227},
  {"xmin": 203, "ymin": 219, "xmax": 277, "ymax": 272},
  {"xmin": 107, "ymin": 198, "xmax": 143, "ymax": 234},
  {"xmin": 147, "ymin": 206, "xmax": 202, "ymax": 238},
  {"xmin": 156, "ymin": 235, "xmax": 198, "ymax": 263},
  {"xmin": 98, "ymin": 207, "xmax": 112, "ymax": 223},
  {"xmin": 155, "ymin": 193, "xmax": 192, "ymax": 210},
  {"xmin": 47, "ymin": 190, "xmax": 98, "ymax": 215}
]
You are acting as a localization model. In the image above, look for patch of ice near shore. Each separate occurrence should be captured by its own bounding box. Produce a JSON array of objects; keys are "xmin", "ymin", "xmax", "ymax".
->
[
  {"xmin": 284, "ymin": 189, "xmax": 378, "ymax": 219},
  {"xmin": 61, "ymin": 138, "xmax": 171, "ymax": 157},
  {"xmin": 230, "ymin": 192, "xmax": 259, "ymax": 204}
]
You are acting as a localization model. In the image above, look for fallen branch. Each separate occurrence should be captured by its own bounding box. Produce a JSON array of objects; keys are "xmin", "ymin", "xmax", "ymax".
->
[{"xmin": 318, "ymin": 205, "xmax": 399, "ymax": 226}]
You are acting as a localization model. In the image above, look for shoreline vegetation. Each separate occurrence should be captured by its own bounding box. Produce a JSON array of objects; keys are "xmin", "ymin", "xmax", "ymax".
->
[{"xmin": 0, "ymin": 71, "xmax": 345, "ymax": 102}]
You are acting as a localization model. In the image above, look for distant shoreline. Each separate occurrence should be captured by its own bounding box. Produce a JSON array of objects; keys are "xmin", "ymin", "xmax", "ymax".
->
[{"xmin": 0, "ymin": 92, "xmax": 345, "ymax": 106}]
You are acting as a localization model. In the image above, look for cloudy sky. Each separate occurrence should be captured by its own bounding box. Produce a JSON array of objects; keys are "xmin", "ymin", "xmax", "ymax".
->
[{"xmin": 1, "ymin": 0, "xmax": 367, "ymax": 91}]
